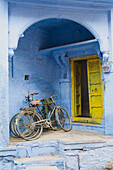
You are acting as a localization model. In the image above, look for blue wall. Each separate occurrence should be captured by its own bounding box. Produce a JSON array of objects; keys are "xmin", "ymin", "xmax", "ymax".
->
[
  {"xmin": 25, "ymin": 18, "xmax": 95, "ymax": 50},
  {"xmin": 49, "ymin": 19, "xmax": 94, "ymax": 48},
  {"xmin": 9, "ymin": 18, "xmax": 99, "ymax": 136},
  {"xmin": 9, "ymin": 25, "xmax": 61, "ymax": 128}
]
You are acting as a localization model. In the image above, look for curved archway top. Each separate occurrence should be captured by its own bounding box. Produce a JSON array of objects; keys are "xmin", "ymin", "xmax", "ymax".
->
[
  {"xmin": 19, "ymin": 17, "xmax": 99, "ymax": 40},
  {"xmin": 9, "ymin": 15, "xmax": 102, "ymax": 52},
  {"xmin": 16, "ymin": 17, "xmax": 99, "ymax": 52}
]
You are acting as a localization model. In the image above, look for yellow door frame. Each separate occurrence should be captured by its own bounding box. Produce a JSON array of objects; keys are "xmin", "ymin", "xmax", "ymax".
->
[
  {"xmin": 73, "ymin": 62, "xmax": 81, "ymax": 117},
  {"xmin": 71, "ymin": 55, "xmax": 103, "ymax": 124}
]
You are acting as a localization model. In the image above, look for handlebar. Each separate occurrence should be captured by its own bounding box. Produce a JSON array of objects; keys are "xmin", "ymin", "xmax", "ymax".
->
[
  {"xmin": 31, "ymin": 93, "xmax": 38, "ymax": 96},
  {"xmin": 50, "ymin": 94, "xmax": 57, "ymax": 100},
  {"xmin": 30, "ymin": 92, "xmax": 38, "ymax": 101},
  {"xmin": 25, "ymin": 92, "xmax": 39, "ymax": 102},
  {"xmin": 50, "ymin": 94, "xmax": 57, "ymax": 99},
  {"xmin": 25, "ymin": 92, "xmax": 56, "ymax": 103}
]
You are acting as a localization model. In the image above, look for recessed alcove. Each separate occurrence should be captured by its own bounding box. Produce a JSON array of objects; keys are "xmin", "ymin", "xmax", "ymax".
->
[
  {"xmin": 24, "ymin": 75, "xmax": 30, "ymax": 80},
  {"xmin": 9, "ymin": 18, "xmax": 99, "ymax": 137}
]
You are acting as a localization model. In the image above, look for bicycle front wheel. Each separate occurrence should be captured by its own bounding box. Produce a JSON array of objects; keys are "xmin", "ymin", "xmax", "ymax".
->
[
  {"xmin": 58, "ymin": 107, "xmax": 72, "ymax": 132},
  {"xmin": 17, "ymin": 111, "xmax": 43, "ymax": 141},
  {"xmin": 10, "ymin": 113, "xmax": 19, "ymax": 136}
]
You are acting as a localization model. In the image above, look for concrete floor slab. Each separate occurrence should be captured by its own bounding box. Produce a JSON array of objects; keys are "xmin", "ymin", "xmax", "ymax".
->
[{"xmin": 9, "ymin": 129, "xmax": 113, "ymax": 145}]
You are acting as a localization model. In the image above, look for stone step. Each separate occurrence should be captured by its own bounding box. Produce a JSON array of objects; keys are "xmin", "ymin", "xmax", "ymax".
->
[
  {"xmin": 13, "ymin": 156, "xmax": 65, "ymax": 170},
  {"xmin": 26, "ymin": 166, "xmax": 58, "ymax": 170}
]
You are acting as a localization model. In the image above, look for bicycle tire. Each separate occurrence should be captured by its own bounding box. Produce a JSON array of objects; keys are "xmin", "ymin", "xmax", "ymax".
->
[
  {"xmin": 13, "ymin": 111, "xmax": 27, "ymax": 137},
  {"xmin": 14, "ymin": 116, "xmax": 20, "ymax": 137},
  {"xmin": 10, "ymin": 113, "xmax": 19, "ymax": 136},
  {"xmin": 57, "ymin": 107, "xmax": 72, "ymax": 132},
  {"xmin": 17, "ymin": 111, "xmax": 43, "ymax": 141},
  {"xmin": 49, "ymin": 108, "xmax": 62, "ymax": 131},
  {"xmin": 17, "ymin": 111, "xmax": 43, "ymax": 140}
]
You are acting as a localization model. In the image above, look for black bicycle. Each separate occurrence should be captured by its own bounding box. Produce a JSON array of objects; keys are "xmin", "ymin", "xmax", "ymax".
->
[{"xmin": 10, "ymin": 93, "xmax": 72, "ymax": 141}]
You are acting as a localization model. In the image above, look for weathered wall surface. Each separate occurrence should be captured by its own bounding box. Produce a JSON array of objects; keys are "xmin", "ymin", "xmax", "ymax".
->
[
  {"xmin": 7, "ymin": 2, "xmax": 113, "ymax": 137},
  {"xmin": 0, "ymin": 0, "xmax": 9, "ymax": 147},
  {"xmin": 8, "ymin": 3, "xmax": 110, "ymax": 135},
  {"xmin": 8, "ymin": 3, "xmax": 108, "ymax": 52},
  {"xmin": 104, "ymin": 10, "xmax": 113, "ymax": 136},
  {"xmin": 9, "ymin": 27, "xmax": 61, "ymax": 130},
  {"xmin": 1, "ymin": 140, "xmax": 113, "ymax": 169}
]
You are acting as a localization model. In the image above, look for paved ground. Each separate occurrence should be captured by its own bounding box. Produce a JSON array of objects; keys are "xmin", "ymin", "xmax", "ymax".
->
[{"xmin": 9, "ymin": 129, "xmax": 113, "ymax": 145}]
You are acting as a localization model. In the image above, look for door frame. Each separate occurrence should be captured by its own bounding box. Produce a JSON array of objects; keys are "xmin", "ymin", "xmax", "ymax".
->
[{"xmin": 71, "ymin": 55, "xmax": 103, "ymax": 124}]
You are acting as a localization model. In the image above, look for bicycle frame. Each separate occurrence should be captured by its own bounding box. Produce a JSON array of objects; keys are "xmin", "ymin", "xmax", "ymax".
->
[
  {"xmin": 11, "ymin": 93, "xmax": 72, "ymax": 141},
  {"xmin": 31, "ymin": 105, "xmax": 58, "ymax": 127}
]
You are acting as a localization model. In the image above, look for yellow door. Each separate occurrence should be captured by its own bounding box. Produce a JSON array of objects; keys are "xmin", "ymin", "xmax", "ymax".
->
[
  {"xmin": 71, "ymin": 61, "xmax": 81, "ymax": 118},
  {"xmin": 87, "ymin": 59, "xmax": 103, "ymax": 122}
]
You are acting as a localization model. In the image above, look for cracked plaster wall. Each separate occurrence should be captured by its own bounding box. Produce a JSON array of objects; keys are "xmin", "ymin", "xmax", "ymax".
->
[
  {"xmin": 0, "ymin": 0, "xmax": 9, "ymax": 147},
  {"xmin": 1, "ymin": 141, "xmax": 113, "ymax": 169}
]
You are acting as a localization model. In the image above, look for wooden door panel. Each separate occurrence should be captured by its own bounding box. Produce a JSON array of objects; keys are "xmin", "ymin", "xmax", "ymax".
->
[
  {"xmin": 92, "ymin": 108, "xmax": 103, "ymax": 119},
  {"xmin": 90, "ymin": 84, "xmax": 101, "ymax": 95},
  {"xmin": 89, "ymin": 60, "xmax": 100, "ymax": 71},
  {"xmin": 91, "ymin": 96, "xmax": 102, "ymax": 106},
  {"xmin": 89, "ymin": 73, "xmax": 101, "ymax": 83},
  {"xmin": 71, "ymin": 60, "xmax": 81, "ymax": 118},
  {"xmin": 74, "ymin": 62, "xmax": 81, "ymax": 117},
  {"xmin": 87, "ymin": 59, "xmax": 103, "ymax": 120}
]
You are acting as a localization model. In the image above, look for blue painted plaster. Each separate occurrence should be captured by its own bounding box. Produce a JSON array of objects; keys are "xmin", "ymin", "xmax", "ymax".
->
[
  {"xmin": 9, "ymin": 18, "xmax": 105, "ymax": 136},
  {"xmin": 0, "ymin": 1, "xmax": 113, "ymax": 167},
  {"xmin": 1, "ymin": 140, "xmax": 113, "ymax": 169},
  {"xmin": 9, "ymin": 22, "xmax": 61, "ymax": 134},
  {"xmin": 27, "ymin": 18, "xmax": 95, "ymax": 50},
  {"xmin": 0, "ymin": 0, "xmax": 9, "ymax": 147},
  {"xmin": 49, "ymin": 19, "xmax": 95, "ymax": 49}
]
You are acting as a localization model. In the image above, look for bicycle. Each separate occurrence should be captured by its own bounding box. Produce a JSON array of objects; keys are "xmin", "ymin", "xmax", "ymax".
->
[
  {"xmin": 10, "ymin": 92, "xmax": 39, "ymax": 137},
  {"xmin": 10, "ymin": 93, "xmax": 72, "ymax": 141}
]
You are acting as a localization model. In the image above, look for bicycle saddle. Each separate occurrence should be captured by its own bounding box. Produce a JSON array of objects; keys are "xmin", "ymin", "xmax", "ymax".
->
[{"xmin": 30, "ymin": 99, "xmax": 40, "ymax": 106}]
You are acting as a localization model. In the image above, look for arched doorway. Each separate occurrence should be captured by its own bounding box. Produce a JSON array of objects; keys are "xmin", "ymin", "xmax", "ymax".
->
[{"xmin": 9, "ymin": 18, "xmax": 102, "ymax": 135}]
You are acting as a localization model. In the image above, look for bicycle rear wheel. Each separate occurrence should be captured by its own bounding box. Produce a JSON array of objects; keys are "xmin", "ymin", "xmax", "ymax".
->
[
  {"xmin": 49, "ymin": 108, "xmax": 62, "ymax": 131},
  {"xmin": 57, "ymin": 107, "xmax": 72, "ymax": 132},
  {"xmin": 17, "ymin": 111, "xmax": 43, "ymax": 140}
]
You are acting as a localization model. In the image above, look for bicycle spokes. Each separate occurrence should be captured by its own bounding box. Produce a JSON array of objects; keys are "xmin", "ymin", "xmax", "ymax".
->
[{"xmin": 10, "ymin": 94, "xmax": 72, "ymax": 141}]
